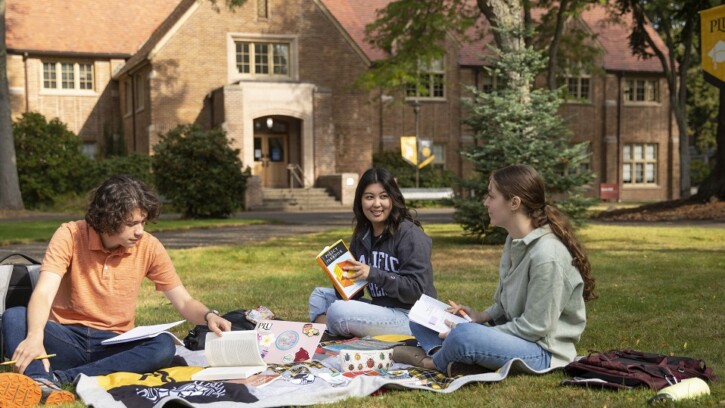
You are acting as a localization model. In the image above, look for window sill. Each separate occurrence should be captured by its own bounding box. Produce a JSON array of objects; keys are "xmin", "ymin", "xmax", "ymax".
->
[
  {"xmin": 40, "ymin": 89, "xmax": 97, "ymax": 97},
  {"xmin": 622, "ymin": 184, "xmax": 659, "ymax": 189}
]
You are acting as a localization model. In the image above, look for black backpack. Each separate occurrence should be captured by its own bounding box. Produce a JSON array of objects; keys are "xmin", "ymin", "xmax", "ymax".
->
[
  {"xmin": 183, "ymin": 309, "xmax": 256, "ymax": 350},
  {"xmin": 562, "ymin": 349, "xmax": 718, "ymax": 390},
  {"xmin": 0, "ymin": 253, "xmax": 41, "ymax": 356}
]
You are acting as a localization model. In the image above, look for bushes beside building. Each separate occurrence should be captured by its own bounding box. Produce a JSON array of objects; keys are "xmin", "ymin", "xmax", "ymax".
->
[{"xmin": 13, "ymin": 113, "xmax": 248, "ymax": 215}]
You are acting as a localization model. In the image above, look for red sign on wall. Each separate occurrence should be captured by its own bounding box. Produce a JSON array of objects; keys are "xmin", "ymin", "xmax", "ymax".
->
[{"xmin": 599, "ymin": 183, "xmax": 619, "ymax": 201}]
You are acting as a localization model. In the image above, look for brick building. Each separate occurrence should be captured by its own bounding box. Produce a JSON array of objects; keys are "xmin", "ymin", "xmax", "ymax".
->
[{"xmin": 5, "ymin": 0, "xmax": 677, "ymax": 203}]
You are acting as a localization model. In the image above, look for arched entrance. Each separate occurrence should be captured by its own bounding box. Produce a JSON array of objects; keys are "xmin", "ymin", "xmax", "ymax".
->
[{"xmin": 252, "ymin": 115, "xmax": 300, "ymax": 187}]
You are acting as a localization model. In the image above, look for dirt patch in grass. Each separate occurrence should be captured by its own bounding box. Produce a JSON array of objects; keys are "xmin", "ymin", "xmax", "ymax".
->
[{"xmin": 595, "ymin": 198, "xmax": 725, "ymax": 222}]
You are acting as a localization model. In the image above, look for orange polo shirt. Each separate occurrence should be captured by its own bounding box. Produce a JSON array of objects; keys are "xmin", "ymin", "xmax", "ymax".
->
[{"xmin": 41, "ymin": 220, "xmax": 182, "ymax": 333}]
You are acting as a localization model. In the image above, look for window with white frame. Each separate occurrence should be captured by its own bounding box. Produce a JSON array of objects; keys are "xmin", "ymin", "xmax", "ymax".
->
[
  {"xmin": 624, "ymin": 78, "xmax": 659, "ymax": 103},
  {"xmin": 623, "ymin": 143, "xmax": 657, "ymax": 185},
  {"xmin": 42, "ymin": 61, "xmax": 94, "ymax": 91},
  {"xmin": 564, "ymin": 75, "xmax": 591, "ymax": 101},
  {"xmin": 406, "ymin": 59, "xmax": 445, "ymax": 99},
  {"xmin": 235, "ymin": 41, "xmax": 290, "ymax": 77}
]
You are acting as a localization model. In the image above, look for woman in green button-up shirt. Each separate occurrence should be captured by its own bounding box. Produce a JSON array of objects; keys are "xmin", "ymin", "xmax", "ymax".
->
[{"xmin": 395, "ymin": 164, "xmax": 597, "ymax": 376}]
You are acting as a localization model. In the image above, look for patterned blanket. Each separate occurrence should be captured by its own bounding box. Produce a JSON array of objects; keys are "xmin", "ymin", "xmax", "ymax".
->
[{"xmin": 76, "ymin": 356, "xmax": 557, "ymax": 407}]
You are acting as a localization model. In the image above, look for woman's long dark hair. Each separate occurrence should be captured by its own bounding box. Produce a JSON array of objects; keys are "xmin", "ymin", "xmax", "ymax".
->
[
  {"xmin": 491, "ymin": 164, "xmax": 597, "ymax": 301},
  {"xmin": 352, "ymin": 168, "xmax": 421, "ymax": 239}
]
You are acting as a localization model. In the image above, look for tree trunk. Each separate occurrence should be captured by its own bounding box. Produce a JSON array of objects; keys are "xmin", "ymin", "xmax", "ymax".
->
[
  {"xmin": 546, "ymin": 0, "xmax": 569, "ymax": 90},
  {"xmin": 693, "ymin": 88, "xmax": 725, "ymax": 201},
  {"xmin": 0, "ymin": 0, "xmax": 24, "ymax": 210},
  {"xmin": 476, "ymin": 0, "xmax": 523, "ymax": 52}
]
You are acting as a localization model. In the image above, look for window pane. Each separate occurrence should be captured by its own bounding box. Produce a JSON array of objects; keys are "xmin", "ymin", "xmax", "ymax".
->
[
  {"xmin": 432, "ymin": 74, "xmax": 444, "ymax": 97},
  {"xmin": 635, "ymin": 163, "xmax": 644, "ymax": 183},
  {"xmin": 43, "ymin": 62, "xmax": 57, "ymax": 89},
  {"xmin": 254, "ymin": 137, "xmax": 262, "ymax": 161},
  {"xmin": 645, "ymin": 163, "xmax": 655, "ymax": 183},
  {"xmin": 634, "ymin": 144, "xmax": 643, "ymax": 160},
  {"xmin": 61, "ymin": 63, "xmax": 74, "ymax": 89},
  {"xmin": 432, "ymin": 144, "xmax": 445, "ymax": 164},
  {"xmin": 623, "ymin": 145, "xmax": 631, "ymax": 161},
  {"xmin": 580, "ymin": 78, "xmax": 590, "ymax": 100},
  {"xmin": 79, "ymin": 64, "xmax": 93, "ymax": 90},
  {"xmin": 623, "ymin": 163, "xmax": 632, "ymax": 183},
  {"xmin": 236, "ymin": 43, "xmax": 250, "ymax": 73},
  {"xmin": 257, "ymin": 0, "xmax": 267, "ymax": 18},
  {"xmin": 567, "ymin": 78, "xmax": 577, "ymax": 97},
  {"xmin": 636, "ymin": 80, "xmax": 645, "ymax": 101},
  {"xmin": 645, "ymin": 144, "xmax": 655, "ymax": 160},
  {"xmin": 255, "ymin": 44, "xmax": 269, "ymax": 74},
  {"xmin": 125, "ymin": 80, "xmax": 132, "ymax": 113},
  {"xmin": 268, "ymin": 137, "xmax": 284, "ymax": 162},
  {"xmin": 272, "ymin": 44, "xmax": 288, "ymax": 75}
]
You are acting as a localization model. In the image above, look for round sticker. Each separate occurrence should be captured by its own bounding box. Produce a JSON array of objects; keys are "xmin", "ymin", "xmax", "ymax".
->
[{"xmin": 275, "ymin": 330, "xmax": 299, "ymax": 350}]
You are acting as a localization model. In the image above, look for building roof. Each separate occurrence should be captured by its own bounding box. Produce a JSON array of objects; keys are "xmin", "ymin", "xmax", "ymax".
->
[
  {"xmin": 6, "ymin": 0, "xmax": 665, "ymax": 74},
  {"xmin": 5, "ymin": 0, "xmax": 181, "ymax": 56},
  {"xmin": 580, "ymin": 5, "xmax": 666, "ymax": 73}
]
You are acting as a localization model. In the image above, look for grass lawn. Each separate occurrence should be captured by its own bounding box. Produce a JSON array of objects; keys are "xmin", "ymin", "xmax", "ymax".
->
[{"xmin": 5, "ymin": 222, "xmax": 724, "ymax": 407}]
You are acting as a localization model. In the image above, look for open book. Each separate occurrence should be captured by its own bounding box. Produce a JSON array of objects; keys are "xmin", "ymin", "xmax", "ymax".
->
[
  {"xmin": 408, "ymin": 294, "xmax": 469, "ymax": 334},
  {"xmin": 101, "ymin": 320, "xmax": 185, "ymax": 346},
  {"xmin": 316, "ymin": 240, "xmax": 367, "ymax": 300},
  {"xmin": 191, "ymin": 331, "xmax": 267, "ymax": 381}
]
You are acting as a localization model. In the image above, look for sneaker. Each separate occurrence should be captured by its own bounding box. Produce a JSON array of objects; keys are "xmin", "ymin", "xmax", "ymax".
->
[
  {"xmin": 391, "ymin": 346, "xmax": 428, "ymax": 367},
  {"xmin": 0, "ymin": 373, "xmax": 76, "ymax": 407},
  {"xmin": 0, "ymin": 373, "xmax": 41, "ymax": 408},
  {"xmin": 446, "ymin": 361, "xmax": 492, "ymax": 377},
  {"xmin": 35, "ymin": 377, "xmax": 76, "ymax": 405}
]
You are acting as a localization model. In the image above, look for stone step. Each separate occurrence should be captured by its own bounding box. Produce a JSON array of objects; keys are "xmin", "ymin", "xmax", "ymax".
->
[{"xmin": 258, "ymin": 188, "xmax": 342, "ymax": 211}]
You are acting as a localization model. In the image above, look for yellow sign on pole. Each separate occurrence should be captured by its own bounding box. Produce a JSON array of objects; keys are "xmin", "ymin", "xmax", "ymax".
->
[
  {"xmin": 400, "ymin": 137, "xmax": 434, "ymax": 169},
  {"xmin": 701, "ymin": 4, "xmax": 725, "ymax": 87}
]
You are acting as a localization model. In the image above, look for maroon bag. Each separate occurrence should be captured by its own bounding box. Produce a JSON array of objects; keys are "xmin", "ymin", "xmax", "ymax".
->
[{"xmin": 561, "ymin": 349, "xmax": 718, "ymax": 390}]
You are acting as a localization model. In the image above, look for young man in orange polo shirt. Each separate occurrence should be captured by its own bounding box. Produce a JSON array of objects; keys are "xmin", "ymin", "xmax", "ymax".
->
[{"xmin": 0, "ymin": 176, "xmax": 232, "ymax": 406}]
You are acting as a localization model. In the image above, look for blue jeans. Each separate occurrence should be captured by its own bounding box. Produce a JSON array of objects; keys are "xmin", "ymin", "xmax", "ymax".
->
[
  {"xmin": 2, "ymin": 307, "xmax": 176, "ymax": 385},
  {"xmin": 410, "ymin": 321, "xmax": 551, "ymax": 372},
  {"xmin": 308, "ymin": 287, "xmax": 412, "ymax": 337}
]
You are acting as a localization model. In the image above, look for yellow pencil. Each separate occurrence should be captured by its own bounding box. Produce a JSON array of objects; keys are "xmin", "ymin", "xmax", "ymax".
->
[{"xmin": 1, "ymin": 354, "xmax": 56, "ymax": 366}]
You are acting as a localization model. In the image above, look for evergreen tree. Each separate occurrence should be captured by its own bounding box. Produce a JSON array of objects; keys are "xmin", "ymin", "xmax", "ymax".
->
[{"xmin": 453, "ymin": 38, "xmax": 594, "ymax": 244}]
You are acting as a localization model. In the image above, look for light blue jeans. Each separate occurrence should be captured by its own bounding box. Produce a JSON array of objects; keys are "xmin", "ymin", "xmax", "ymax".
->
[
  {"xmin": 2, "ymin": 307, "xmax": 176, "ymax": 385},
  {"xmin": 410, "ymin": 321, "xmax": 551, "ymax": 372},
  {"xmin": 308, "ymin": 287, "xmax": 412, "ymax": 337}
]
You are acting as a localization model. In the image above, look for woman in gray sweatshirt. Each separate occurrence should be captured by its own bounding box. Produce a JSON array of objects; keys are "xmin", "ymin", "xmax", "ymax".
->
[
  {"xmin": 394, "ymin": 164, "xmax": 596, "ymax": 376},
  {"xmin": 308, "ymin": 168, "xmax": 437, "ymax": 337}
]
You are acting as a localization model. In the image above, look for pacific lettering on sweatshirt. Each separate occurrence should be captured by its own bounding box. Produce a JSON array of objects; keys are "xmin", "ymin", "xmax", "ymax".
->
[{"xmin": 359, "ymin": 251, "xmax": 399, "ymax": 297}]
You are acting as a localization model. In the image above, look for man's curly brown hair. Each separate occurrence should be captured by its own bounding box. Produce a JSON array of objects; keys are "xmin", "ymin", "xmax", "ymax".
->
[{"xmin": 85, "ymin": 175, "xmax": 160, "ymax": 234}]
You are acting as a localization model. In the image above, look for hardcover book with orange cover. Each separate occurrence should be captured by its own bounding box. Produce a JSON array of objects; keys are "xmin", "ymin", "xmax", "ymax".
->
[{"xmin": 316, "ymin": 240, "xmax": 367, "ymax": 300}]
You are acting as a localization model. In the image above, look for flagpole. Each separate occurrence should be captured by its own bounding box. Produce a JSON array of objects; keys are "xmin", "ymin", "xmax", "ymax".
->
[{"xmin": 411, "ymin": 99, "xmax": 421, "ymax": 188}]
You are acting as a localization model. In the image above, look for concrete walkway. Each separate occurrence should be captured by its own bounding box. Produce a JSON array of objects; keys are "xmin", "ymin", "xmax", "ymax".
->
[{"xmin": 0, "ymin": 208, "xmax": 456, "ymax": 260}]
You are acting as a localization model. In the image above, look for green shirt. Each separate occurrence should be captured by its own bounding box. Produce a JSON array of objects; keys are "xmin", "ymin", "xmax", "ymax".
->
[{"xmin": 484, "ymin": 225, "xmax": 586, "ymax": 367}]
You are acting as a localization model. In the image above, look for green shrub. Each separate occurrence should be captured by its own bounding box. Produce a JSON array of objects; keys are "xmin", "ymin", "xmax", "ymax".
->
[
  {"xmin": 152, "ymin": 125, "xmax": 249, "ymax": 218},
  {"xmin": 12, "ymin": 112, "xmax": 92, "ymax": 208}
]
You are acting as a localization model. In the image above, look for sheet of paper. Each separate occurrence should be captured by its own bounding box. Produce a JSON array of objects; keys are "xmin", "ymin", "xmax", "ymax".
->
[
  {"xmin": 101, "ymin": 320, "xmax": 186, "ymax": 345},
  {"xmin": 409, "ymin": 294, "xmax": 468, "ymax": 334}
]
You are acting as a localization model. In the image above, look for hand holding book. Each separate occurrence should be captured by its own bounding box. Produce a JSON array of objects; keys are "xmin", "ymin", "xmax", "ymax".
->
[{"xmin": 340, "ymin": 259, "xmax": 370, "ymax": 281}]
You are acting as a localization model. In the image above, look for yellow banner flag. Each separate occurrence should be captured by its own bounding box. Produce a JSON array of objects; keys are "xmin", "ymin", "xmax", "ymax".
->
[
  {"xmin": 701, "ymin": 4, "xmax": 725, "ymax": 87},
  {"xmin": 400, "ymin": 136, "xmax": 418, "ymax": 165},
  {"xmin": 417, "ymin": 139, "xmax": 435, "ymax": 169}
]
